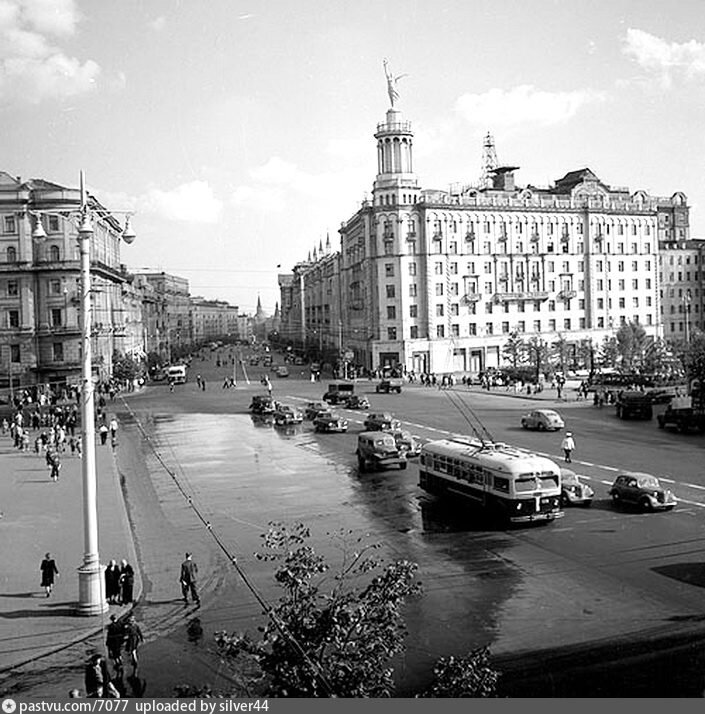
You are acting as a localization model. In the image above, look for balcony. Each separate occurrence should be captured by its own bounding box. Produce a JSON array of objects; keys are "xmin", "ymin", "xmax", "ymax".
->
[
  {"xmin": 464, "ymin": 231, "xmax": 475, "ymax": 242},
  {"xmin": 461, "ymin": 293, "xmax": 482, "ymax": 304},
  {"xmin": 493, "ymin": 291, "xmax": 549, "ymax": 303},
  {"xmin": 557, "ymin": 289, "xmax": 577, "ymax": 300}
]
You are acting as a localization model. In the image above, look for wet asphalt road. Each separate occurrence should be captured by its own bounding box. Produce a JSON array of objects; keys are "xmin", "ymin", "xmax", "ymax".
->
[{"xmin": 5, "ymin": 354, "xmax": 705, "ymax": 697}]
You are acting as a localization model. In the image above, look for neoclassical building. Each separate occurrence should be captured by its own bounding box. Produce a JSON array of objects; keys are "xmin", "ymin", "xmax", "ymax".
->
[{"xmin": 283, "ymin": 95, "xmax": 691, "ymax": 375}]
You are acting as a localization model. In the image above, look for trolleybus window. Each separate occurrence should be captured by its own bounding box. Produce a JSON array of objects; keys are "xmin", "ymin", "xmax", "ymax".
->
[
  {"xmin": 494, "ymin": 476, "xmax": 510, "ymax": 492},
  {"xmin": 515, "ymin": 475, "xmax": 539, "ymax": 492}
]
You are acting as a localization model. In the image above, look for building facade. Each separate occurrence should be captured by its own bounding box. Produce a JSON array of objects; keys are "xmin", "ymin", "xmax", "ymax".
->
[
  {"xmin": 0, "ymin": 172, "xmax": 135, "ymax": 391},
  {"xmin": 190, "ymin": 296, "xmax": 239, "ymax": 343},
  {"xmin": 659, "ymin": 239, "xmax": 705, "ymax": 342},
  {"xmin": 283, "ymin": 99, "xmax": 691, "ymax": 376}
]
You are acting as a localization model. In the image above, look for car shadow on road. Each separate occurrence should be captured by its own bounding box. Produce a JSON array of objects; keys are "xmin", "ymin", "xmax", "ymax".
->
[{"xmin": 652, "ymin": 563, "xmax": 705, "ymax": 589}]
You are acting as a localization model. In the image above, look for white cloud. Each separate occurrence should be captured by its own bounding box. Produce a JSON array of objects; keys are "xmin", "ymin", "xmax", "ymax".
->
[
  {"xmin": 455, "ymin": 85, "xmax": 604, "ymax": 128},
  {"xmin": 148, "ymin": 16, "xmax": 165, "ymax": 32},
  {"xmin": 0, "ymin": 0, "xmax": 100, "ymax": 103},
  {"xmin": 143, "ymin": 181, "xmax": 223, "ymax": 224},
  {"xmin": 623, "ymin": 28, "xmax": 705, "ymax": 85}
]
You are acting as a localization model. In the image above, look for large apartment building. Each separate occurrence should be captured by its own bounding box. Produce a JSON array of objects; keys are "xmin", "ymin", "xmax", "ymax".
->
[
  {"xmin": 0, "ymin": 172, "xmax": 135, "ymax": 390},
  {"xmin": 282, "ymin": 100, "xmax": 692, "ymax": 375}
]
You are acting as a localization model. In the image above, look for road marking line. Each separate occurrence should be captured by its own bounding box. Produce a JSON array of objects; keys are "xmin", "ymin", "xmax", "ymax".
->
[
  {"xmin": 675, "ymin": 498, "xmax": 705, "ymax": 508},
  {"xmin": 580, "ymin": 461, "xmax": 595, "ymax": 466},
  {"xmin": 684, "ymin": 483, "xmax": 705, "ymax": 490}
]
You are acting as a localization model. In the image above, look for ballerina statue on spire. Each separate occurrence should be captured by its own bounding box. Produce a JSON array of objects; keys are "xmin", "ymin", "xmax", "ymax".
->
[{"xmin": 383, "ymin": 58, "xmax": 407, "ymax": 108}]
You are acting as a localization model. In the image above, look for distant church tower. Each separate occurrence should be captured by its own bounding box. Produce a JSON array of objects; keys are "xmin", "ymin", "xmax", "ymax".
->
[
  {"xmin": 372, "ymin": 62, "xmax": 419, "ymax": 206},
  {"xmin": 255, "ymin": 295, "xmax": 267, "ymax": 323}
]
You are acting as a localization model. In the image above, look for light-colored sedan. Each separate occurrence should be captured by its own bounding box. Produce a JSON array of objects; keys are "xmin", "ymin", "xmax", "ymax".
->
[
  {"xmin": 560, "ymin": 468, "xmax": 594, "ymax": 507},
  {"xmin": 520, "ymin": 409, "xmax": 565, "ymax": 431}
]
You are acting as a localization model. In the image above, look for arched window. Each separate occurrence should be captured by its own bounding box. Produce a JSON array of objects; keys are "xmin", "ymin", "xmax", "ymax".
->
[
  {"xmin": 6, "ymin": 246, "xmax": 16, "ymax": 262},
  {"xmin": 49, "ymin": 245, "xmax": 60, "ymax": 262}
]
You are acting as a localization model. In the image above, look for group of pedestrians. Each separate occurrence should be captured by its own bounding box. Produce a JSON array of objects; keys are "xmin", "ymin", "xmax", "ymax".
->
[
  {"xmin": 84, "ymin": 613, "xmax": 144, "ymax": 697},
  {"xmin": 104, "ymin": 559, "xmax": 136, "ymax": 605}
]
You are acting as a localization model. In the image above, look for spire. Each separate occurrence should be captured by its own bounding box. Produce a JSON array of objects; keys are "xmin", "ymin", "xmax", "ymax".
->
[
  {"xmin": 312, "ymin": 245, "xmax": 318, "ymax": 261},
  {"xmin": 325, "ymin": 232, "xmax": 331, "ymax": 253},
  {"xmin": 318, "ymin": 238, "xmax": 323, "ymax": 254}
]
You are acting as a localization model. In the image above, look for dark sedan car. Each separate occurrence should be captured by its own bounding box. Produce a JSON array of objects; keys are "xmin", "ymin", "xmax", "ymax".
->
[
  {"xmin": 608, "ymin": 472, "xmax": 676, "ymax": 512},
  {"xmin": 363, "ymin": 412, "xmax": 401, "ymax": 431},
  {"xmin": 313, "ymin": 412, "xmax": 349, "ymax": 433},
  {"xmin": 250, "ymin": 395, "xmax": 276, "ymax": 414},
  {"xmin": 304, "ymin": 401, "xmax": 330, "ymax": 420},
  {"xmin": 345, "ymin": 394, "xmax": 371, "ymax": 410}
]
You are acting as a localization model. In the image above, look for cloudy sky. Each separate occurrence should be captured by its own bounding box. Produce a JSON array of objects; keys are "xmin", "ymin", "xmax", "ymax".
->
[{"xmin": 3, "ymin": 0, "xmax": 705, "ymax": 313}]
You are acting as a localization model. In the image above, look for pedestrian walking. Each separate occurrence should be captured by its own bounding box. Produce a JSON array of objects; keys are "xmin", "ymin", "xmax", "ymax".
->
[
  {"xmin": 46, "ymin": 447, "xmax": 61, "ymax": 481},
  {"xmin": 561, "ymin": 431, "xmax": 575, "ymax": 463},
  {"xmin": 75, "ymin": 434, "xmax": 82, "ymax": 457},
  {"xmin": 105, "ymin": 614, "xmax": 125, "ymax": 673},
  {"xmin": 99, "ymin": 423, "xmax": 109, "ymax": 445},
  {"xmin": 179, "ymin": 552, "xmax": 200, "ymax": 606},
  {"xmin": 105, "ymin": 559, "xmax": 121, "ymax": 604},
  {"xmin": 40, "ymin": 552, "xmax": 59, "ymax": 597},
  {"xmin": 84, "ymin": 653, "xmax": 119, "ymax": 698},
  {"xmin": 109, "ymin": 417, "xmax": 118, "ymax": 441},
  {"xmin": 123, "ymin": 614, "xmax": 144, "ymax": 674},
  {"xmin": 119, "ymin": 559, "xmax": 135, "ymax": 604}
]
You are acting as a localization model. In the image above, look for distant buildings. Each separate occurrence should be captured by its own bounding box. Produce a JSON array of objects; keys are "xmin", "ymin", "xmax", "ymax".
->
[
  {"xmin": 280, "ymin": 97, "xmax": 701, "ymax": 375},
  {"xmin": 0, "ymin": 172, "xmax": 243, "ymax": 393}
]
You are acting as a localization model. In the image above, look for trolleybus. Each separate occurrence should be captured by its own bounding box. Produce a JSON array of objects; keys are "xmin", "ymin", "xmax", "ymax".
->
[{"xmin": 419, "ymin": 437, "xmax": 563, "ymax": 524}]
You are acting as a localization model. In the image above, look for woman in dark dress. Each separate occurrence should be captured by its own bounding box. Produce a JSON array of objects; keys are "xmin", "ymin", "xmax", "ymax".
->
[
  {"xmin": 119, "ymin": 559, "xmax": 135, "ymax": 604},
  {"xmin": 104, "ymin": 559, "xmax": 121, "ymax": 604},
  {"xmin": 40, "ymin": 553, "xmax": 59, "ymax": 597}
]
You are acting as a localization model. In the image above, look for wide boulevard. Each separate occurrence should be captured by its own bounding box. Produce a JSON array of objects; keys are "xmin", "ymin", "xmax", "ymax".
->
[{"xmin": 95, "ymin": 346, "xmax": 705, "ymax": 698}]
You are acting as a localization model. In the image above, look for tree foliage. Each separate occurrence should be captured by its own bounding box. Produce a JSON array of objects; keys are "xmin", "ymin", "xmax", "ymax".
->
[
  {"xmin": 213, "ymin": 522, "xmax": 500, "ymax": 698},
  {"xmin": 419, "ymin": 646, "xmax": 499, "ymax": 698},
  {"xmin": 683, "ymin": 330, "xmax": 705, "ymax": 385},
  {"xmin": 215, "ymin": 522, "xmax": 422, "ymax": 697},
  {"xmin": 112, "ymin": 351, "xmax": 143, "ymax": 382},
  {"xmin": 615, "ymin": 321, "xmax": 647, "ymax": 371},
  {"xmin": 501, "ymin": 332, "xmax": 527, "ymax": 368}
]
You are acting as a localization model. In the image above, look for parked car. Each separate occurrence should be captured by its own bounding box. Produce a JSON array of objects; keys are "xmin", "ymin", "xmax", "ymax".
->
[
  {"xmin": 608, "ymin": 472, "xmax": 676, "ymax": 512},
  {"xmin": 313, "ymin": 412, "xmax": 349, "ymax": 433},
  {"xmin": 363, "ymin": 412, "xmax": 401, "ymax": 431},
  {"xmin": 389, "ymin": 428, "xmax": 420, "ymax": 457},
  {"xmin": 376, "ymin": 378, "xmax": 403, "ymax": 394},
  {"xmin": 345, "ymin": 394, "xmax": 371, "ymax": 410},
  {"xmin": 356, "ymin": 431, "xmax": 407, "ymax": 472},
  {"xmin": 250, "ymin": 395, "xmax": 276, "ymax": 414},
  {"xmin": 273, "ymin": 404, "xmax": 303, "ymax": 425},
  {"xmin": 559, "ymin": 468, "xmax": 594, "ymax": 507},
  {"xmin": 520, "ymin": 409, "xmax": 565, "ymax": 431},
  {"xmin": 304, "ymin": 401, "xmax": 330, "ymax": 420},
  {"xmin": 250, "ymin": 413, "xmax": 274, "ymax": 428},
  {"xmin": 275, "ymin": 366, "xmax": 290, "ymax": 378}
]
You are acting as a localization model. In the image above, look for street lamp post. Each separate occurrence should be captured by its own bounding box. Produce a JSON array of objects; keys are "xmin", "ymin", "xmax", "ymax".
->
[{"xmin": 32, "ymin": 171, "xmax": 135, "ymax": 616}]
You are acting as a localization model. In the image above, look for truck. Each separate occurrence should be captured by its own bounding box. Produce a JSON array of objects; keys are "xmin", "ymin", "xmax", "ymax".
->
[
  {"xmin": 375, "ymin": 378, "xmax": 403, "ymax": 394},
  {"xmin": 615, "ymin": 390, "xmax": 652, "ymax": 420},
  {"xmin": 657, "ymin": 380, "xmax": 705, "ymax": 433}
]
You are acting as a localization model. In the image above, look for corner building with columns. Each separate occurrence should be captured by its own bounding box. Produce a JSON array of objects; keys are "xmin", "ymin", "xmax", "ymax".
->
[{"xmin": 286, "ymin": 98, "xmax": 687, "ymax": 376}]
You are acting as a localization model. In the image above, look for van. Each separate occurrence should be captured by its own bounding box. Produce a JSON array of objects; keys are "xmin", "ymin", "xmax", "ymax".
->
[
  {"xmin": 323, "ymin": 381, "xmax": 355, "ymax": 405},
  {"xmin": 356, "ymin": 431, "xmax": 407, "ymax": 472},
  {"xmin": 167, "ymin": 365, "xmax": 187, "ymax": 384}
]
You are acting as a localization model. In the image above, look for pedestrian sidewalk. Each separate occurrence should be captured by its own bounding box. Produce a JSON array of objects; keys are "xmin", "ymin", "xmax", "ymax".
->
[
  {"xmin": 404, "ymin": 382, "xmax": 592, "ymax": 408},
  {"xmin": 0, "ymin": 432, "xmax": 140, "ymax": 676}
]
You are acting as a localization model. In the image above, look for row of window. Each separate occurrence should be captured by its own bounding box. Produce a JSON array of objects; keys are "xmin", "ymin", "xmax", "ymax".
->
[
  {"xmin": 4, "ymin": 342, "xmax": 64, "ymax": 362},
  {"xmin": 390, "ymin": 294, "xmax": 654, "ymax": 321},
  {"xmin": 2, "ymin": 215, "xmax": 62, "ymax": 234},
  {"xmin": 4, "ymin": 308, "xmax": 65, "ymax": 328},
  {"xmin": 380, "ymin": 239, "xmax": 654, "ymax": 258},
  {"xmin": 393, "ymin": 218, "xmax": 653, "ymax": 238},
  {"xmin": 386, "ymin": 314, "xmax": 653, "ymax": 341},
  {"xmin": 392, "ymin": 257, "xmax": 654, "ymax": 278},
  {"xmin": 398, "ymin": 276, "xmax": 653, "ymax": 299},
  {"xmin": 1, "ymin": 245, "xmax": 63, "ymax": 262}
]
